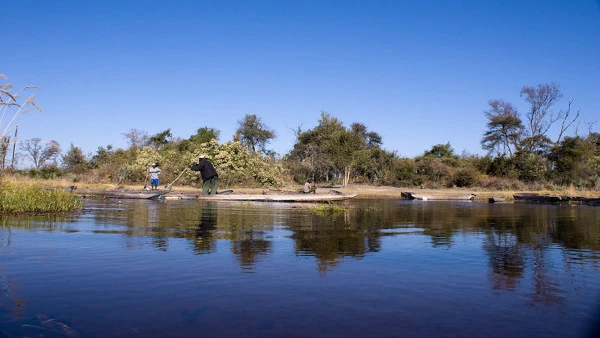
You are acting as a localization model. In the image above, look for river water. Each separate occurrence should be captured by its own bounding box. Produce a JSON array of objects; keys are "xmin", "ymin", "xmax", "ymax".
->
[{"xmin": 1, "ymin": 198, "xmax": 599, "ymax": 337}]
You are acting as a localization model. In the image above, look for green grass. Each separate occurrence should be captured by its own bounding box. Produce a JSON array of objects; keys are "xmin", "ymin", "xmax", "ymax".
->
[
  {"xmin": 0, "ymin": 182, "xmax": 83, "ymax": 214},
  {"xmin": 303, "ymin": 202, "xmax": 348, "ymax": 216}
]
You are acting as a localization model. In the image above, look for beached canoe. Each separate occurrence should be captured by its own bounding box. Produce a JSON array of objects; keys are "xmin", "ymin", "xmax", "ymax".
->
[
  {"xmin": 513, "ymin": 194, "xmax": 600, "ymax": 206},
  {"xmin": 73, "ymin": 189, "xmax": 171, "ymax": 199},
  {"xmin": 160, "ymin": 192, "xmax": 357, "ymax": 202},
  {"xmin": 405, "ymin": 192, "xmax": 476, "ymax": 201}
]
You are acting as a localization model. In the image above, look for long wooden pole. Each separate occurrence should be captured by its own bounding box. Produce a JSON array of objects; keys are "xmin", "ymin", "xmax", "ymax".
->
[{"xmin": 11, "ymin": 125, "xmax": 17, "ymax": 169}]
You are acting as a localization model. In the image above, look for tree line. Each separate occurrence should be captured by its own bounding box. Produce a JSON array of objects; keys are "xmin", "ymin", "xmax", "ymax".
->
[{"xmin": 2, "ymin": 74, "xmax": 599, "ymax": 190}]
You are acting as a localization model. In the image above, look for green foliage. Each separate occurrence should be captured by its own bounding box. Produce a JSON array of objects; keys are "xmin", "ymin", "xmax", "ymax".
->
[
  {"xmin": 452, "ymin": 168, "xmax": 478, "ymax": 188},
  {"xmin": 393, "ymin": 158, "xmax": 417, "ymax": 186},
  {"xmin": 148, "ymin": 129, "xmax": 172, "ymax": 150},
  {"xmin": 235, "ymin": 114, "xmax": 276, "ymax": 153},
  {"xmin": 28, "ymin": 166, "xmax": 62, "ymax": 179},
  {"xmin": 414, "ymin": 156, "xmax": 452, "ymax": 187},
  {"xmin": 548, "ymin": 135, "xmax": 600, "ymax": 187},
  {"xmin": 513, "ymin": 151, "xmax": 548, "ymax": 183},
  {"xmin": 0, "ymin": 182, "xmax": 82, "ymax": 214},
  {"xmin": 423, "ymin": 142, "xmax": 456, "ymax": 159},
  {"xmin": 303, "ymin": 203, "xmax": 348, "ymax": 216},
  {"xmin": 61, "ymin": 144, "xmax": 89, "ymax": 174},
  {"xmin": 285, "ymin": 112, "xmax": 389, "ymax": 186},
  {"xmin": 481, "ymin": 99, "xmax": 523, "ymax": 156}
]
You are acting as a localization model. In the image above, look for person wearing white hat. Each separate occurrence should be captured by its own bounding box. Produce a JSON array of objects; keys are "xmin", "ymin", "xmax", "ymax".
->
[
  {"xmin": 148, "ymin": 163, "xmax": 162, "ymax": 190},
  {"xmin": 190, "ymin": 155, "xmax": 219, "ymax": 195}
]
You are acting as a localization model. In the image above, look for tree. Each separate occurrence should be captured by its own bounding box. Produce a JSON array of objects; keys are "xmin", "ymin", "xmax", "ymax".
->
[
  {"xmin": 148, "ymin": 129, "xmax": 172, "ymax": 150},
  {"xmin": 520, "ymin": 83, "xmax": 562, "ymax": 153},
  {"xmin": 286, "ymin": 112, "xmax": 387, "ymax": 186},
  {"xmin": 423, "ymin": 142, "xmax": 456, "ymax": 159},
  {"xmin": 235, "ymin": 114, "xmax": 276, "ymax": 153},
  {"xmin": 20, "ymin": 138, "xmax": 61, "ymax": 169},
  {"xmin": 481, "ymin": 100, "xmax": 523, "ymax": 156},
  {"xmin": 179, "ymin": 127, "xmax": 221, "ymax": 152},
  {"xmin": 122, "ymin": 128, "xmax": 149, "ymax": 149},
  {"xmin": 61, "ymin": 143, "xmax": 89, "ymax": 174},
  {"xmin": 189, "ymin": 127, "xmax": 220, "ymax": 144}
]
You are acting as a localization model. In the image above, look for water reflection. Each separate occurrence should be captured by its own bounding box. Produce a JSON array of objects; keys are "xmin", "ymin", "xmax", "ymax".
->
[
  {"xmin": 193, "ymin": 201, "xmax": 217, "ymax": 254},
  {"xmin": 2, "ymin": 199, "xmax": 600, "ymax": 337}
]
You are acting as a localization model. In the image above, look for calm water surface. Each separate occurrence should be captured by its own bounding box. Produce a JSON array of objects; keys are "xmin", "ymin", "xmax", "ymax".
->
[{"xmin": 1, "ymin": 198, "xmax": 600, "ymax": 337}]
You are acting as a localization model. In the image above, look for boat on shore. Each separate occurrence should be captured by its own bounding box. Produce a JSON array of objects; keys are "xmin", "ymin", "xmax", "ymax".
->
[
  {"xmin": 513, "ymin": 193, "xmax": 600, "ymax": 206},
  {"xmin": 488, "ymin": 197, "xmax": 506, "ymax": 203},
  {"xmin": 403, "ymin": 192, "xmax": 476, "ymax": 201},
  {"xmin": 72, "ymin": 189, "xmax": 171, "ymax": 199}
]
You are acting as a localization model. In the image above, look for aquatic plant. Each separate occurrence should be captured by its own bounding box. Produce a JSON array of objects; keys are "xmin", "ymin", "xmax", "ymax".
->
[
  {"xmin": 0, "ymin": 182, "xmax": 82, "ymax": 214},
  {"xmin": 303, "ymin": 202, "xmax": 348, "ymax": 216}
]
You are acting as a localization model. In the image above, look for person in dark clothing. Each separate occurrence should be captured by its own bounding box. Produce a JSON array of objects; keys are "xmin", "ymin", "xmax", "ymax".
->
[{"xmin": 190, "ymin": 155, "xmax": 219, "ymax": 195}]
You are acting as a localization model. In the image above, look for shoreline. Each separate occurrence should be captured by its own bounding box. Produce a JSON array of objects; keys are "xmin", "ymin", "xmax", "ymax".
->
[
  {"xmin": 66, "ymin": 183, "xmax": 600, "ymax": 202},
  {"xmin": 3, "ymin": 177, "xmax": 599, "ymax": 202}
]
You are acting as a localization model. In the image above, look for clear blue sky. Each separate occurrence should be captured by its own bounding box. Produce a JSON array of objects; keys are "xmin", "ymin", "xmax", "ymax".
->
[{"xmin": 3, "ymin": 0, "xmax": 599, "ymax": 163}]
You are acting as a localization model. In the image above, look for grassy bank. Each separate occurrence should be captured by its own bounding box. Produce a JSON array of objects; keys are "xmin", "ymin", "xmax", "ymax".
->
[{"xmin": 0, "ymin": 181, "xmax": 83, "ymax": 215}]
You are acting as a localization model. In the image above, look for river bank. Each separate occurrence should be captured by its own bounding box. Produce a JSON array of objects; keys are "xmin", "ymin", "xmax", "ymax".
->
[{"xmin": 11, "ymin": 177, "xmax": 597, "ymax": 202}]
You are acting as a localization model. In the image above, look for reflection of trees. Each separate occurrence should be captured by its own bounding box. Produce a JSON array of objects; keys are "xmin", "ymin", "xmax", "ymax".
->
[
  {"xmin": 290, "ymin": 208, "xmax": 384, "ymax": 273},
  {"xmin": 482, "ymin": 228, "xmax": 525, "ymax": 290},
  {"xmin": 529, "ymin": 232, "xmax": 563, "ymax": 307},
  {"xmin": 217, "ymin": 205, "xmax": 277, "ymax": 271},
  {"xmin": 231, "ymin": 231, "xmax": 271, "ymax": 271}
]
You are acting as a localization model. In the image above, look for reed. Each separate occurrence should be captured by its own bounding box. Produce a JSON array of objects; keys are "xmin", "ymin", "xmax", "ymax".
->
[
  {"xmin": 0, "ymin": 181, "xmax": 82, "ymax": 214},
  {"xmin": 304, "ymin": 203, "xmax": 348, "ymax": 216}
]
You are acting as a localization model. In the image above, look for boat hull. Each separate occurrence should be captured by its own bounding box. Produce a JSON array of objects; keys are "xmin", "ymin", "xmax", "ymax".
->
[
  {"xmin": 73, "ymin": 189, "xmax": 170, "ymax": 199},
  {"xmin": 160, "ymin": 193, "xmax": 357, "ymax": 202},
  {"xmin": 405, "ymin": 192, "xmax": 476, "ymax": 201}
]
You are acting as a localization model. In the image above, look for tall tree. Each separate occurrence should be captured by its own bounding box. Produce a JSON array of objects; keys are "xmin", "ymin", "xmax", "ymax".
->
[
  {"xmin": 520, "ymin": 83, "xmax": 562, "ymax": 153},
  {"xmin": 235, "ymin": 114, "xmax": 276, "ymax": 153},
  {"xmin": 481, "ymin": 99, "xmax": 523, "ymax": 156},
  {"xmin": 20, "ymin": 138, "xmax": 61, "ymax": 169}
]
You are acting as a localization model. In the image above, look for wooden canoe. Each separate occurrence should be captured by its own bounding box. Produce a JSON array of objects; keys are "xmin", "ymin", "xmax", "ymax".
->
[
  {"xmin": 407, "ymin": 192, "xmax": 476, "ymax": 201},
  {"xmin": 159, "ymin": 192, "xmax": 357, "ymax": 202},
  {"xmin": 73, "ymin": 189, "xmax": 171, "ymax": 199},
  {"xmin": 512, "ymin": 194, "xmax": 600, "ymax": 206}
]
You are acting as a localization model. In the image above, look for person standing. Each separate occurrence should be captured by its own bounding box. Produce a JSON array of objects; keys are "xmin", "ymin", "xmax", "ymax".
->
[
  {"xmin": 190, "ymin": 155, "xmax": 219, "ymax": 195},
  {"xmin": 149, "ymin": 163, "xmax": 162, "ymax": 190}
]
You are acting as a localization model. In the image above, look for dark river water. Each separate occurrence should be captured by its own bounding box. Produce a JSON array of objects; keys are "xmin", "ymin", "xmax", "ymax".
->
[{"xmin": 1, "ymin": 198, "xmax": 600, "ymax": 338}]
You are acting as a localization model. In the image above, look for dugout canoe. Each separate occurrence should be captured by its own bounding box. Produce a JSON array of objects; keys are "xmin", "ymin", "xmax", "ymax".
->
[
  {"xmin": 513, "ymin": 193, "xmax": 600, "ymax": 206},
  {"xmin": 405, "ymin": 192, "xmax": 476, "ymax": 201},
  {"xmin": 160, "ymin": 191, "xmax": 357, "ymax": 202},
  {"xmin": 73, "ymin": 189, "xmax": 171, "ymax": 199}
]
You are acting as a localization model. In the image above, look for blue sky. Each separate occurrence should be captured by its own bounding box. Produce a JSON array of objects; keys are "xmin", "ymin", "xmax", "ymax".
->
[{"xmin": 3, "ymin": 0, "xmax": 599, "ymax": 163}]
